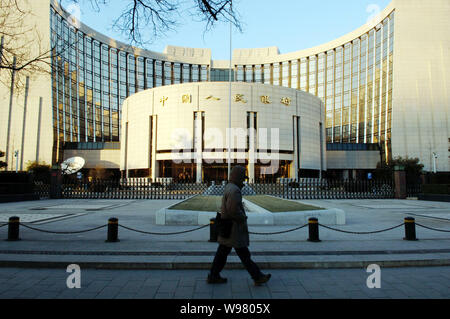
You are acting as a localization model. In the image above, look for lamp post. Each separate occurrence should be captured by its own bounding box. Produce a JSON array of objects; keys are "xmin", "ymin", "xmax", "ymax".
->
[{"xmin": 227, "ymin": 7, "xmax": 232, "ymax": 181}]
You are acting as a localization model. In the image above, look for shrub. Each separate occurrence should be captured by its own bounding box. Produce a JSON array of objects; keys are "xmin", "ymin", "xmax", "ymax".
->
[
  {"xmin": 26, "ymin": 161, "xmax": 51, "ymax": 183},
  {"xmin": 374, "ymin": 156, "xmax": 424, "ymax": 184}
]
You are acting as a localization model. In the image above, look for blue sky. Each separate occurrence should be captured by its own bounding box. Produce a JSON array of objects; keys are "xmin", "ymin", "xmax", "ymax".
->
[{"xmin": 74, "ymin": 0, "xmax": 392, "ymax": 60}]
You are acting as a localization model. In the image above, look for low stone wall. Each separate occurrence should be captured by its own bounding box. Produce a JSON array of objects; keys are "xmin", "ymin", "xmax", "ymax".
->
[{"xmin": 156, "ymin": 198, "xmax": 345, "ymax": 226}]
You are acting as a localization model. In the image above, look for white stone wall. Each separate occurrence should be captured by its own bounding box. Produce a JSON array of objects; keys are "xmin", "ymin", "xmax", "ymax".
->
[
  {"xmin": 0, "ymin": 0, "xmax": 53, "ymax": 171},
  {"xmin": 391, "ymin": 0, "xmax": 450, "ymax": 172}
]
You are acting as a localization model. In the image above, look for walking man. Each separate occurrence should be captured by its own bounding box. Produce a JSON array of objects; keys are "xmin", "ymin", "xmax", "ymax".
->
[{"xmin": 208, "ymin": 165, "xmax": 271, "ymax": 286}]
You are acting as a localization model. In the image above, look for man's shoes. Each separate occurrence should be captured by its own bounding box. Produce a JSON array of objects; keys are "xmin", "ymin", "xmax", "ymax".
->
[
  {"xmin": 207, "ymin": 274, "xmax": 228, "ymax": 284},
  {"xmin": 254, "ymin": 273, "xmax": 271, "ymax": 286}
]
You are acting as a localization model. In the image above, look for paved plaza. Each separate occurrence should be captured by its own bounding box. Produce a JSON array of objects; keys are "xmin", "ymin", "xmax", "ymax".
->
[
  {"xmin": 0, "ymin": 266, "xmax": 449, "ymax": 299},
  {"xmin": 0, "ymin": 198, "xmax": 449, "ymax": 299}
]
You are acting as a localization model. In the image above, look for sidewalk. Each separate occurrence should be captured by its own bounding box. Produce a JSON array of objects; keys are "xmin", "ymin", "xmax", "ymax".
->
[{"xmin": 0, "ymin": 198, "xmax": 449, "ymax": 269}]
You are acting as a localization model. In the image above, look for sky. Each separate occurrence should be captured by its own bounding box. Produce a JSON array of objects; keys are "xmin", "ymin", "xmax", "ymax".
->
[{"xmin": 71, "ymin": 0, "xmax": 393, "ymax": 60}]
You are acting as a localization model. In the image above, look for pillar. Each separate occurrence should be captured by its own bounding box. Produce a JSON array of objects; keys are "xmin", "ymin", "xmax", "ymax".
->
[
  {"xmin": 194, "ymin": 112, "xmax": 203, "ymax": 183},
  {"xmin": 293, "ymin": 116, "xmax": 300, "ymax": 180},
  {"xmin": 394, "ymin": 166, "xmax": 407, "ymax": 199},
  {"xmin": 248, "ymin": 113, "xmax": 256, "ymax": 183},
  {"xmin": 151, "ymin": 115, "xmax": 159, "ymax": 182}
]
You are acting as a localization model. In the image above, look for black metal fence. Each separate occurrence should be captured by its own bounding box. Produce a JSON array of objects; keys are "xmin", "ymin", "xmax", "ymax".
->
[
  {"xmin": 33, "ymin": 182, "xmax": 50, "ymax": 199},
  {"xmin": 33, "ymin": 178, "xmax": 396, "ymax": 200},
  {"xmin": 250, "ymin": 179, "xmax": 395, "ymax": 200},
  {"xmin": 406, "ymin": 183, "xmax": 422, "ymax": 197},
  {"xmin": 60, "ymin": 179, "xmax": 208, "ymax": 200}
]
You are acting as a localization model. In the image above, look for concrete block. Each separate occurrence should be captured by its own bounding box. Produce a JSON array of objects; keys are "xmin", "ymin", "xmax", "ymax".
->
[
  {"xmin": 155, "ymin": 209, "xmax": 166, "ymax": 225},
  {"xmin": 272, "ymin": 212, "xmax": 307, "ymax": 226},
  {"xmin": 165, "ymin": 210, "xmax": 198, "ymax": 226},
  {"xmin": 247, "ymin": 212, "xmax": 274, "ymax": 226}
]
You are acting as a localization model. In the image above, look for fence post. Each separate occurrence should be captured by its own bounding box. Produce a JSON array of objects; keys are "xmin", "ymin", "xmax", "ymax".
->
[
  {"xmin": 50, "ymin": 166, "xmax": 62, "ymax": 199},
  {"xmin": 7, "ymin": 216, "xmax": 20, "ymax": 241},
  {"xmin": 394, "ymin": 166, "xmax": 407, "ymax": 199},
  {"xmin": 106, "ymin": 218, "xmax": 119, "ymax": 242},
  {"xmin": 307, "ymin": 217, "xmax": 321, "ymax": 242},
  {"xmin": 403, "ymin": 217, "xmax": 418, "ymax": 241}
]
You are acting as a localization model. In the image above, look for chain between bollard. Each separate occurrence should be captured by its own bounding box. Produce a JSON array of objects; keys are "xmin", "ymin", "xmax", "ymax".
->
[
  {"xmin": 19, "ymin": 223, "xmax": 107, "ymax": 234},
  {"xmin": 415, "ymin": 223, "xmax": 450, "ymax": 233},
  {"xmin": 249, "ymin": 224, "xmax": 308, "ymax": 235},
  {"xmin": 0, "ymin": 223, "xmax": 7, "ymax": 228},
  {"xmin": 318, "ymin": 223, "xmax": 405, "ymax": 235},
  {"xmin": 118, "ymin": 224, "xmax": 209, "ymax": 235}
]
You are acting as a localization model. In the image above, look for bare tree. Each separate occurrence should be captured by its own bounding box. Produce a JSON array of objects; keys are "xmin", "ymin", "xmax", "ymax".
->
[
  {"xmin": 0, "ymin": 0, "xmax": 54, "ymax": 92},
  {"xmin": 64, "ymin": 0, "xmax": 241, "ymax": 46}
]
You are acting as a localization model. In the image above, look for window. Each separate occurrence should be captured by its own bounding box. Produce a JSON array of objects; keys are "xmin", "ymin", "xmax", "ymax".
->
[{"xmin": 163, "ymin": 61, "xmax": 172, "ymax": 85}]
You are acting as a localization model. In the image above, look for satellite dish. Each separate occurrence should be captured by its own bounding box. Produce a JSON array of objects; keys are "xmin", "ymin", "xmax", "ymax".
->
[{"xmin": 61, "ymin": 157, "xmax": 85, "ymax": 175}]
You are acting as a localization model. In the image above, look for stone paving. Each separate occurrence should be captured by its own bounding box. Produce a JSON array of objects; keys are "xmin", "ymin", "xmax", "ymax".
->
[
  {"xmin": 0, "ymin": 266, "xmax": 448, "ymax": 299},
  {"xmin": 0, "ymin": 198, "xmax": 449, "ymax": 299}
]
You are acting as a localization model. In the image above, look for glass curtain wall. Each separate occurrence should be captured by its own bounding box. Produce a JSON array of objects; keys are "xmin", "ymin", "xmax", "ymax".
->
[
  {"xmin": 50, "ymin": 6, "xmax": 209, "ymax": 163},
  {"xmin": 233, "ymin": 12, "xmax": 395, "ymax": 162}
]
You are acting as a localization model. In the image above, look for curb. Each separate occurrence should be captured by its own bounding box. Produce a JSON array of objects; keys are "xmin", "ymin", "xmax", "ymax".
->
[{"xmin": 1, "ymin": 258, "xmax": 449, "ymax": 270}]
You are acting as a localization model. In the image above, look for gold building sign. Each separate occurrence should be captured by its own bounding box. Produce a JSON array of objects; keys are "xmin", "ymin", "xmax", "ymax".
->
[
  {"xmin": 182, "ymin": 94, "xmax": 192, "ymax": 103},
  {"xmin": 233, "ymin": 94, "xmax": 247, "ymax": 104},
  {"xmin": 281, "ymin": 97, "xmax": 292, "ymax": 106},
  {"xmin": 260, "ymin": 95, "xmax": 271, "ymax": 104},
  {"xmin": 160, "ymin": 96, "xmax": 168, "ymax": 107},
  {"xmin": 205, "ymin": 95, "xmax": 221, "ymax": 101}
]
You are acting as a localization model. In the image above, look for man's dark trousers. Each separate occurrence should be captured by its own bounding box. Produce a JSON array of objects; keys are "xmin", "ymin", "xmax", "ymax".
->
[{"xmin": 210, "ymin": 244, "xmax": 262, "ymax": 279}]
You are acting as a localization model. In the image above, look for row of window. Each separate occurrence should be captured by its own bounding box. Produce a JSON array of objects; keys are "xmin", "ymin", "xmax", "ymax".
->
[
  {"xmin": 63, "ymin": 142, "xmax": 120, "ymax": 150},
  {"xmin": 327, "ymin": 143, "xmax": 380, "ymax": 151},
  {"xmin": 50, "ymin": 5, "xmax": 395, "ymax": 164},
  {"xmin": 50, "ymin": 6, "xmax": 209, "ymax": 150},
  {"xmin": 234, "ymin": 12, "xmax": 394, "ymax": 148}
]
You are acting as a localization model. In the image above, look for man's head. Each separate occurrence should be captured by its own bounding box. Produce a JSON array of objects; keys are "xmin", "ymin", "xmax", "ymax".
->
[{"xmin": 229, "ymin": 165, "xmax": 248, "ymax": 189}]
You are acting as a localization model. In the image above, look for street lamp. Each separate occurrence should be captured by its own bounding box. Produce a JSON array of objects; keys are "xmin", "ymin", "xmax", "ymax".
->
[{"xmin": 227, "ymin": 9, "xmax": 232, "ymax": 181}]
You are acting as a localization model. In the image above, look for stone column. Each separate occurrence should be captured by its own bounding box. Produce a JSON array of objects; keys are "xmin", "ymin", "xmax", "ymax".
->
[
  {"xmin": 50, "ymin": 166, "xmax": 62, "ymax": 199},
  {"xmin": 151, "ymin": 115, "xmax": 159, "ymax": 182},
  {"xmin": 195, "ymin": 112, "xmax": 203, "ymax": 183},
  {"xmin": 248, "ymin": 113, "xmax": 255, "ymax": 183},
  {"xmin": 292, "ymin": 116, "xmax": 300, "ymax": 180},
  {"xmin": 394, "ymin": 166, "xmax": 407, "ymax": 199}
]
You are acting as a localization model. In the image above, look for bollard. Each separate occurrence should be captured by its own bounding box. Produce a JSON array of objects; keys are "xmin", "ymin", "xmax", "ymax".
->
[
  {"xmin": 307, "ymin": 217, "xmax": 321, "ymax": 242},
  {"xmin": 106, "ymin": 218, "xmax": 119, "ymax": 242},
  {"xmin": 209, "ymin": 218, "xmax": 218, "ymax": 242},
  {"xmin": 403, "ymin": 217, "xmax": 418, "ymax": 241},
  {"xmin": 7, "ymin": 216, "xmax": 20, "ymax": 241}
]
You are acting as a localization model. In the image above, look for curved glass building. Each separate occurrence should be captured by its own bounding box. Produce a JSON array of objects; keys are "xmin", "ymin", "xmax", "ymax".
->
[{"xmin": 1, "ymin": 0, "xmax": 449, "ymax": 177}]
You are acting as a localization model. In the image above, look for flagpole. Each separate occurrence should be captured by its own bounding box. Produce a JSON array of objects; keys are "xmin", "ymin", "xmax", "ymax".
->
[{"xmin": 227, "ymin": 3, "xmax": 232, "ymax": 181}]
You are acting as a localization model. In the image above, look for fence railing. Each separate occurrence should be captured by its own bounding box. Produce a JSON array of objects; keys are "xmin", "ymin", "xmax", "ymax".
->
[
  {"xmin": 33, "ymin": 178, "xmax": 397, "ymax": 200},
  {"xmin": 250, "ymin": 179, "xmax": 395, "ymax": 200},
  {"xmin": 61, "ymin": 180, "xmax": 208, "ymax": 200},
  {"xmin": 406, "ymin": 183, "xmax": 422, "ymax": 197},
  {"xmin": 33, "ymin": 182, "xmax": 50, "ymax": 199}
]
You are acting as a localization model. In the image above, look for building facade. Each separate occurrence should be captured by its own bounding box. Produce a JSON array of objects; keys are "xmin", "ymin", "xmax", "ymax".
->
[
  {"xmin": 121, "ymin": 82, "xmax": 325, "ymax": 182},
  {"xmin": 0, "ymin": 0, "xmax": 449, "ymax": 180}
]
